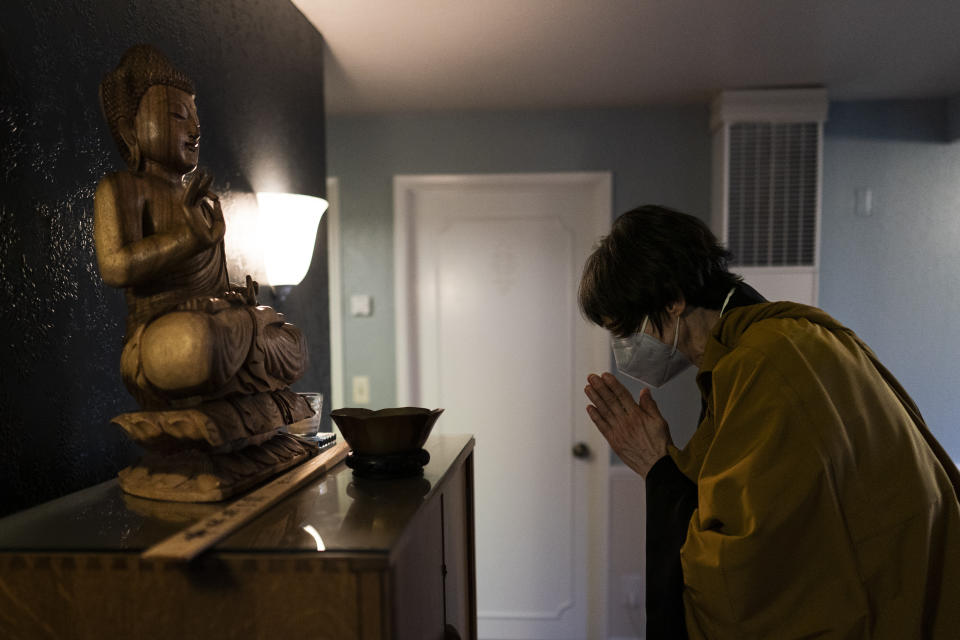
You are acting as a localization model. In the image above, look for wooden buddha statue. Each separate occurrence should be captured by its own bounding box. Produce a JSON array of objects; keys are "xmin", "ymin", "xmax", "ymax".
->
[{"xmin": 95, "ymin": 45, "xmax": 317, "ymax": 501}]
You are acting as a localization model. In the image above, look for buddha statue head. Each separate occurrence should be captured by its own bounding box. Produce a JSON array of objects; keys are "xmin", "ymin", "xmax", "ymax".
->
[{"xmin": 99, "ymin": 45, "xmax": 198, "ymax": 173}]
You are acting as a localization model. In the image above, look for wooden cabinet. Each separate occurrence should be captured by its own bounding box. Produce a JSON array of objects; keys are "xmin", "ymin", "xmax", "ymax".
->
[{"xmin": 0, "ymin": 434, "xmax": 476, "ymax": 640}]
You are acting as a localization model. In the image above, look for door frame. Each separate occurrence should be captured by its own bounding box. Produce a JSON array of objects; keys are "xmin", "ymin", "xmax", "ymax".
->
[
  {"xmin": 393, "ymin": 172, "xmax": 612, "ymax": 639},
  {"xmin": 326, "ymin": 177, "xmax": 344, "ymax": 413}
]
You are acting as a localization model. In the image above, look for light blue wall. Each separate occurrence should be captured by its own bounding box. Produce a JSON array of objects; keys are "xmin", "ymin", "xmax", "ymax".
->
[
  {"xmin": 821, "ymin": 99, "xmax": 960, "ymax": 460},
  {"xmin": 326, "ymin": 107, "xmax": 711, "ymax": 410},
  {"xmin": 327, "ymin": 99, "xmax": 960, "ymax": 463}
]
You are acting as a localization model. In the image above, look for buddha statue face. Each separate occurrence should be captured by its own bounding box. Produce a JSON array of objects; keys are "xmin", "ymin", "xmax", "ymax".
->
[
  {"xmin": 133, "ymin": 85, "xmax": 200, "ymax": 176},
  {"xmin": 100, "ymin": 45, "xmax": 197, "ymax": 171}
]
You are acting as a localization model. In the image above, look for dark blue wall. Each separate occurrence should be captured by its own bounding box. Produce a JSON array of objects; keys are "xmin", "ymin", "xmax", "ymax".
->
[{"xmin": 0, "ymin": 0, "xmax": 328, "ymax": 516}]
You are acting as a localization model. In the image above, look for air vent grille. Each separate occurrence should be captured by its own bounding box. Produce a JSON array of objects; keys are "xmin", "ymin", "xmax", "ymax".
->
[{"xmin": 727, "ymin": 122, "xmax": 818, "ymax": 266}]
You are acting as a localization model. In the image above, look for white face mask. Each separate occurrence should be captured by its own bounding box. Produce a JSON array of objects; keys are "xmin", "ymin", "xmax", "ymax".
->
[
  {"xmin": 610, "ymin": 315, "xmax": 692, "ymax": 388},
  {"xmin": 609, "ymin": 288, "xmax": 737, "ymax": 388}
]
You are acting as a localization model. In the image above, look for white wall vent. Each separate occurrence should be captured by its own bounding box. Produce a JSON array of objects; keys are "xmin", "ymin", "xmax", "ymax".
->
[{"xmin": 711, "ymin": 89, "xmax": 828, "ymax": 304}]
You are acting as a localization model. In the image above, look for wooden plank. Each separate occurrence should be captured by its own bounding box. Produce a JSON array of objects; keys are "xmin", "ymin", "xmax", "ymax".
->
[
  {"xmin": 358, "ymin": 570, "xmax": 385, "ymax": 640},
  {"xmin": 142, "ymin": 440, "xmax": 350, "ymax": 562}
]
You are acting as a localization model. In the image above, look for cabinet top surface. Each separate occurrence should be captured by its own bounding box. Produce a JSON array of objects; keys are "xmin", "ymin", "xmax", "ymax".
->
[{"xmin": 0, "ymin": 434, "xmax": 473, "ymax": 556}]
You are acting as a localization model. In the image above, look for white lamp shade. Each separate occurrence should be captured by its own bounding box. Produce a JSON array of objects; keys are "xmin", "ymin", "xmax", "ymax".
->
[{"xmin": 255, "ymin": 192, "xmax": 328, "ymax": 286}]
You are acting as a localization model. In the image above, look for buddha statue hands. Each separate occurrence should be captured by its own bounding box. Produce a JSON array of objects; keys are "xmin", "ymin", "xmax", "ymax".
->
[
  {"xmin": 180, "ymin": 274, "xmax": 259, "ymax": 315},
  {"xmin": 224, "ymin": 274, "xmax": 260, "ymax": 307},
  {"xmin": 173, "ymin": 172, "xmax": 258, "ymax": 312},
  {"xmin": 181, "ymin": 169, "xmax": 226, "ymax": 251}
]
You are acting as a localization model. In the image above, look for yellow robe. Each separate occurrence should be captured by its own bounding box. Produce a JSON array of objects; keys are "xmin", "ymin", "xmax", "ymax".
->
[{"xmin": 669, "ymin": 302, "xmax": 960, "ymax": 639}]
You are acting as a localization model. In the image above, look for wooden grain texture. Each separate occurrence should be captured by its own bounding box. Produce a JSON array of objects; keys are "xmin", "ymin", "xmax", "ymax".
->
[
  {"xmin": 442, "ymin": 462, "xmax": 475, "ymax": 640},
  {"xmin": 142, "ymin": 440, "xmax": 349, "ymax": 561},
  {"xmin": 0, "ymin": 436, "xmax": 476, "ymax": 640},
  {"xmin": 112, "ymin": 388, "xmax": 312, "ymax": 451},
  {"xmin": 92, "ymin": 45, "xmax": 316, "ymax": 505},
  {"xmin": 118, "ymin": 431, "xmax": 318, "ymax": 502},
  {"xmin": 393, "ymin": 495, "xmax": 446, "ymax": 640},
  {"xmin": 0, "ymin": 554, "xmax": 360, "ymax": 640},
  {"xmin": 358, "ymin": 570, "xmax": 386, "ymax": 640}
]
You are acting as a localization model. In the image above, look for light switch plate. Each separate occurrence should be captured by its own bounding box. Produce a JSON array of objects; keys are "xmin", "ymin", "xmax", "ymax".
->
[
  {"xmin": 352, "ymin": 375, "xmax": 370, "ymax": 404},
  {"xmin": 855, "ymin": 187, "xmax": 873, "ymax": 216},
  {"xmin": 350, "ymin": 294, "xmax": 372, "ymax": 317}
]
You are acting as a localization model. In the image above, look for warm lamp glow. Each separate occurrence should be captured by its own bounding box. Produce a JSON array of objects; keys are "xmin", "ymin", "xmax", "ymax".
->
[{"xmin": 255, "ymin": 192, "xmax": 328, "ymax": 287}]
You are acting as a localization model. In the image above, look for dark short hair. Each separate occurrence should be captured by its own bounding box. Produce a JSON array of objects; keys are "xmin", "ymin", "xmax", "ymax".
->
[{"xmin": 578, "ymin": 205, "xmax": 741, "ymax": 336}]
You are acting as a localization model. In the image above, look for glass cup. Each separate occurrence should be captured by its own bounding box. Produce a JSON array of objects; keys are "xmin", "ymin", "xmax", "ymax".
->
[{"xmin": 287, "ymin": 392, "xmax": 323, "ymax": 438}]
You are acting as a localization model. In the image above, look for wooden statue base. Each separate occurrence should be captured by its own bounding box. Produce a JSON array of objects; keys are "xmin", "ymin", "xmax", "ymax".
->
[
  {"xmin": 111, "ymin": 389, "xmax": 317, "ymax": 502},
  {"xmin": 110, "ymin": 389, "xmax": 312, "ymax": 453},
  {"xmin": 118, "ymin": 432, "xmax": 319, "ymax": 502}
]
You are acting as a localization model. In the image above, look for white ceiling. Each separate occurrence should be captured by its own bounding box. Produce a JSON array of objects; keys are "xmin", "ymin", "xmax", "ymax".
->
[{"xmin": 293, "ymin": 0, "xmax": 960, "ymax": 115}]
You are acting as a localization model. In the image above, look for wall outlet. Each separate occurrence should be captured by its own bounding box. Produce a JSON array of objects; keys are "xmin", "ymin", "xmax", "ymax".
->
[
  {"xmin": 621, "ymin": 573, "xmax": 644, "ymax": 609},
  {"xmin": 352, "ymin": 375, "xmax": 370, "ymax": 404}
]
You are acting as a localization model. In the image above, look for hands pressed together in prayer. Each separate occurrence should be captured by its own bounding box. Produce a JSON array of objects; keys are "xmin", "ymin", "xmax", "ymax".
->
[{"xmin": 584, "ymin": 372, "xmax": 673, "ymax": 478}]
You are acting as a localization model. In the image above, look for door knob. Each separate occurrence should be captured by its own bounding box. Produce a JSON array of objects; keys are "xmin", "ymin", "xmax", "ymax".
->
[{"xmin": 572, "ymin": 442, "xmax": 591, "ymax": 459}]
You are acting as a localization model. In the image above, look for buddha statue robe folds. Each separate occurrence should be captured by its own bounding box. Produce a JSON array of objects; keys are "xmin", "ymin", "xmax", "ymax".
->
[{"xmin": 94, "ymin": 44, "xmax": 317, "ymax": 502}]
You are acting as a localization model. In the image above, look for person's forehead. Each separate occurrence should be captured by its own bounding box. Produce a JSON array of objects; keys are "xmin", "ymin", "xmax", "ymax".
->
[
  {"xmin": 602, "ymin": 315, "xmax": 653, "ymax": 335},
  {"xmin": 600, "ymin": 316, "xmax": 650, "ymax": 333}
]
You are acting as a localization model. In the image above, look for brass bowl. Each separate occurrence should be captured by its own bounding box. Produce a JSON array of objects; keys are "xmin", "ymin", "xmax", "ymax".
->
[{"xmin": 330, "ymin": 407, "xmax": 444, "ymax": 456}]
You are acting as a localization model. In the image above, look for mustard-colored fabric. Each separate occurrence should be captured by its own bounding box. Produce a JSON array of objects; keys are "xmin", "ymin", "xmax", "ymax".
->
[{"xmin": 667, "ymin": 302, "xmax": 960, "ymax": 639}]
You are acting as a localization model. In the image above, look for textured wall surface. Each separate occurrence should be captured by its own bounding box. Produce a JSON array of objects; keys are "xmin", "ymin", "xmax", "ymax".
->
[
  {"xmin": 821, "ymin": 99, "xmax": 960, "ymax": 460},
  {"xmin": 0, "ymin": 0, "xmax": 328, "ymax": 517}
]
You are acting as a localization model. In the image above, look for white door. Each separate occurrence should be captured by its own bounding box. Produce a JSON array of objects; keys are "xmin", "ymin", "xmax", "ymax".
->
[{"xmin": 395, "ymin": 173, "xmax": 611, "ymax": 640}]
